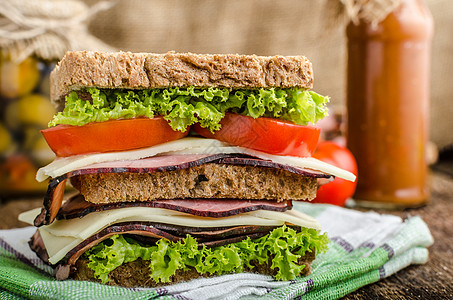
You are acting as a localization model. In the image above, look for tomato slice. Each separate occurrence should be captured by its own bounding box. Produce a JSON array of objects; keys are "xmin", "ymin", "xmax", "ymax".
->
[
  {"xmin": 42, "ymin": 117, "xmax": 188, "ymax": 157},
  {"xmin": 192, "ymin": 113, "xmax": 320, "ymax": 157}
]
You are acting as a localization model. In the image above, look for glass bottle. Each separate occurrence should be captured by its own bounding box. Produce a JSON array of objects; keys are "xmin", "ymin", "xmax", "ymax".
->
[{"xmin": 346, "ymin": 0, "xmax": 434, "ymax": 208}]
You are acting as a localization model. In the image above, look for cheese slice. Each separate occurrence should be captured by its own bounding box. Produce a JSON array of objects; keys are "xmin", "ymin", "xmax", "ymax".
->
[
  {"xmin": 20, "ymin": 206, "xmax": 321, "ymax": 264},
  {"xmin": 36, "ymin": 137, "xmax": 356, "ymax": 182},
  {"xmin": 36, "ymin": 137, "xmax": 224, "ymax": 182},
  {"xmin": 39, "ymin": 230, "xmax": 83, "ymax": 264},
  {"xmin": 18, "ymin": 207, "xmax": 41, "ymax": 225}
]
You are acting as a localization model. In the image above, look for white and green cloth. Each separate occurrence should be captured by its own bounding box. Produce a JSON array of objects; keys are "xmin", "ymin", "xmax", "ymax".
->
[{"xmin": 0, "ymin": 203, "xmax": 433, "ymax": 300}]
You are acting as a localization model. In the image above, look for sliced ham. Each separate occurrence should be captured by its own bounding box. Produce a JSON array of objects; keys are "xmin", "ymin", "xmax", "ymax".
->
[
  {"xmin": 150, "ymin": 223, "xmax": 279, "ymax": 239},
  {"xmin": 29, "ymin": 230, "xmax": 49, "ymax": 263},
  {"xmin": 35, "ymin": 153, "xmax": 331, "ymax": 227},
  {"xmin": 64, "ymin": 223, "xmax": 180, "ymax": 266},
  {"xmin": 57, "ymin": 194, "xmax": 292, "ymax": 220},
  {"xmin": 68, "ymin": 154, "xmax": 221, "ymax": 177},
  {"xmin": 201, "ymin": 232, "xmax": 268, "ymax": 247},
  {"xmin": 67, "ymin": 154, "xmax": 330, "ymax": 177}
]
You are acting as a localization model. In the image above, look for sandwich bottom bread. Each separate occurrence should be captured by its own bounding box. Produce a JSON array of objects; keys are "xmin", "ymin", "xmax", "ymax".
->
[
  {"xmin": 19, "ymin": 51, "xmax": 355, "ymax": 287},
  {"xmin": 72, "ymin": 233, "xmax": 318, "ymax": 287}
]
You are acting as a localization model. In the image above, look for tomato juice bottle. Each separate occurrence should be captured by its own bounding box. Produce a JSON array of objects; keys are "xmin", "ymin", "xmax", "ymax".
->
[{"xmin": 346, "ymin": 0, "xmax": 434, "ymax": 208}]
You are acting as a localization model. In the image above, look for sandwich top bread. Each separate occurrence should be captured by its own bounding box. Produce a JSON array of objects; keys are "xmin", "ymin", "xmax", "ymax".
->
[
  {"xmin": 50, "ymin": 51, "xmax": 314, "ymax": 110},
  {"xmin": 19, "ymin": 51, "xmax": 355, "ymax": 288}
]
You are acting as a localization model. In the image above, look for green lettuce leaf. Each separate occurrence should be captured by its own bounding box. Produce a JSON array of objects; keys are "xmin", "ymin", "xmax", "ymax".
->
[
  {"xmin": 82, "ymin": 225, "xmax": 329, "ymax": 284},
  {"xmin": 49, "ymin": 87, "xmax": 329, "ymax": 132}
]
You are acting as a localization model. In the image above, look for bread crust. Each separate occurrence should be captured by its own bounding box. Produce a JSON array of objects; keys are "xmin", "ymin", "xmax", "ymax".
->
[{"xmin": 50, "ymin": 51, "xmax": 314, "ymax": 110}]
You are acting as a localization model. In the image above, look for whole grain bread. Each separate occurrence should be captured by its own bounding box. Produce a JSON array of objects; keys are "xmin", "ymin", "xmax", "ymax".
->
[
  {"xmin": 72, "ymin": 251, "xmax": 315, "ymax": 288},
  {"xmin": 69, "ymin": 163, "xmax": 319, "ymax": 204},
  {"xmin": 50, "ymin": 51, "xmax": 314, "ymax": 110}
]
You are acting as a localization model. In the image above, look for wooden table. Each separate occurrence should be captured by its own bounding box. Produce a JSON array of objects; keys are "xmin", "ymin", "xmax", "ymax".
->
[
  {"xmin": 1, "ymin": 165, "xmax": 452, "ymax": 299},
  {"xmin": 344, "ymin": 166, "xmax": 453, "ymax": 299}
]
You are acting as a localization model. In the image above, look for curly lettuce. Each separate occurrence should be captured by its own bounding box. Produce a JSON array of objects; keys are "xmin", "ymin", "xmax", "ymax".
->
[
  {"xmin": 48, "ymin": 87, "xmax": 329, "ymax": 132},
  {"xmin": 82, "ymin": 225, "xmax": 329, "ymax": 284}
]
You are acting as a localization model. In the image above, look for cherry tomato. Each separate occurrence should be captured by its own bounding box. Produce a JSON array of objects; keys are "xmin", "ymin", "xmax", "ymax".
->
[
  {"xmin": 193, "ymin": 113, "xmax": 320, "ymax": 157},
  {"xmin": 311, "ymin": 141, "xmax": 358, "ymax": 206},
  {"xmin": 42, "ymin": 117, "xmax": 188, "ymax": 157}
]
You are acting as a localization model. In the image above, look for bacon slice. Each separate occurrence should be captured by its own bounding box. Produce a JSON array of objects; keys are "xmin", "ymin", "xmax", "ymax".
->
[{"xmin": 35, "ymin": 153, "xmax": 331, "ymax": 227}]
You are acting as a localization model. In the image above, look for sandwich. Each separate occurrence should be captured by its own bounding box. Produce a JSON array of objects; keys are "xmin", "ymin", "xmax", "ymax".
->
[{"xmin": 19, "ymin": 51, "xmax": 356, "ymax": 287}]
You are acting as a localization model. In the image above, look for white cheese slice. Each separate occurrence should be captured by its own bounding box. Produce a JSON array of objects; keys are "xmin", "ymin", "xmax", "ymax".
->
[
  {"xmin": 250, "ymin": 209, "xmax": 319, "ymax": 226},
  {"xmin": 36, "ymin": 137, "xmax": 226, "ymax": 182},
  {"xmin": 21, "ymin": 206, "xmax": 321, "ymax": 264},
  {"xmin": 36, "ymin": 137, "xmax": 356, "ymax": 182},
  {"xmin": 41, "ymin": 207, "xmax": 321, "ymax": 239},
  {"xmin": 18, "ymin": 207, "xmax": 41, "ymax": 225},
  {"xmin": 39, "ymin": 230, "xmax": 82, "ymax": 263}
]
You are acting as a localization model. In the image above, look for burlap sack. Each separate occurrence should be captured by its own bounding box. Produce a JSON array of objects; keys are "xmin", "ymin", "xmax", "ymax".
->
[
  {"xmin": 85, "ymin": 0, "xmax": 453, "ymax": 150},
  {"xmin": 0, "ymin": 0, "xmax": 116, "ymax": 62}
]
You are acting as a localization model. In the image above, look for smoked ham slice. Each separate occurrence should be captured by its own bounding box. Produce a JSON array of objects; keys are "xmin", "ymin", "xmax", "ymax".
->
[{"xmin": 57, "ymin": 194, "xmax": 292, "ymax": 220}]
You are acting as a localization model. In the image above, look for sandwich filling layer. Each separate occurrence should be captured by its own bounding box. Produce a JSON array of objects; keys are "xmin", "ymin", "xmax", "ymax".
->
[
  {"xmin": 36, "ymin": 138, "xmax": 356, "ymax": 182},
  {"xmin": 22, "ymin": 208, "xmax": 328, "ymax": 285},
  {"xmin": 20, "ymin": 206, "xmax": 327, "ymax": 279},
  {"xmin": 76, "ymin": 225, "xmax": 327, "ymax": 285},
  {"xmin": 48, "ymin": 87, "xmax": 329, "ymax": 132}
]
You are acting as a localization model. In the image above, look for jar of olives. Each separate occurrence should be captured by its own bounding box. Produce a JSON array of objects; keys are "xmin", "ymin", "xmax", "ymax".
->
[
  {"xmin": 0, "ymin": 0, "xmax": 115, "ymax": 198},
  {"xmin": 0, "ymin": 54, "xmax": 56, "ymax": 196}
]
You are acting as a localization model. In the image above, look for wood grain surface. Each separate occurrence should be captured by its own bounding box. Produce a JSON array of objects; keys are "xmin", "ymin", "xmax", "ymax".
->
[{"xmin": 1, "ymin": 166, "xmax": 452, "ymax": 299}]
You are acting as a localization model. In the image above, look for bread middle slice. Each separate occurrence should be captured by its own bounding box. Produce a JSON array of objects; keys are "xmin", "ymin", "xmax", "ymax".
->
[{"xmin": 70, "ymin": 163, "xmax": 319, "ymax": 204}]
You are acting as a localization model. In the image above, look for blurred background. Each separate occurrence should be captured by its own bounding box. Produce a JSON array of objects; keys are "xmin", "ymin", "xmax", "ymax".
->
[
  {"xmin": 83, "ymin": 0, "xmax": 453, "ymax": 152},
  {"xmin": 0, "ymin": 0, "xmax": 452, "ymax": 197}
]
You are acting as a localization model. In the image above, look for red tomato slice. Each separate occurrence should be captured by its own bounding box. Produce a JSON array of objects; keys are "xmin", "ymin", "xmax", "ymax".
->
[
  {"xmin": 311, "ymin": 141, "xmax": 358, "ymax": 206},
  {"xmin": 192, "ymin": 113, "xmax": 320, "ymax": 157},
  {"xmin": 42, "ymin": 117, "xmax": 188, "ymax": 157}
]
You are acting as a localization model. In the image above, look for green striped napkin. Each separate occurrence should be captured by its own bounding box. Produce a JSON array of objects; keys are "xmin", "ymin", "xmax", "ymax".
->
[{"xmin": 0, "ymin": 203, "xmax": 433, "ymax": 300}]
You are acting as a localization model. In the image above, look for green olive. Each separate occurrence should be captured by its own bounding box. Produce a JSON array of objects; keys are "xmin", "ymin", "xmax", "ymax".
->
[
  {"xmin": 23, "ymin": 126, "xmax": 54, "ymax": 165},
  {"xmin": 17, "ymin": 94, "xmax": 56, "ymax": 127},
  {"xmin": 0, "ymin": 123, "xmax": 12, "ymax": 152},
  {"xmin": 4, "ymin": 100, "xmax": 19, "ymax": 130},
  {"xmin": 0, "ymin": 55, "xmax": 41, "ymax": 99}
]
